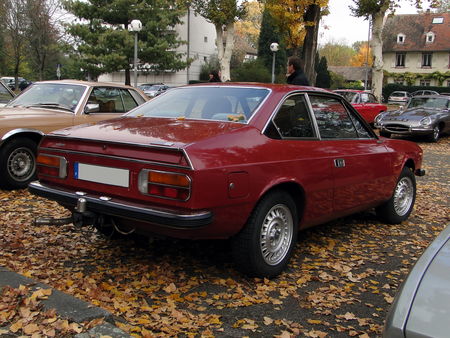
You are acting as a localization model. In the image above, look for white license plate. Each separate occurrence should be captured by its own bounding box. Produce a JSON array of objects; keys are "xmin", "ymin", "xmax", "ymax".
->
[{"xmin": 74, "ymin": 163, "xmax": 129, "ymax": 188}]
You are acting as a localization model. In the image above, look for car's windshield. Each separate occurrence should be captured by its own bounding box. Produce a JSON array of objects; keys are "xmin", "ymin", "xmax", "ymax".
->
[
  {"xmin": 127, "ymin": 86, "xmax": 270, "ymax": 123},
  {"xmin": 335, "ymin": 91, "xmax": 357, "ymax": 103},
  {"xmin": 408, "ymin": 97, "xmax": 450, "ymax": 109},
  {"xmin": 7, "ymin": 83, "xmax": 86, "ymax": 111},
  {"xmin": 140, "ymin": 85, "xmax": 161, "ymax": 91}
]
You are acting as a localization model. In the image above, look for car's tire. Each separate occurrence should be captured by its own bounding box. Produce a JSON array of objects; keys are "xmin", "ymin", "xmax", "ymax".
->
[
  {"xmin": 231, "ymin": 190, "xmax": 298, "ymax": 278},
  {"xmin": 0, "ymin": 138, "xmax": 37, "ymax": 190},
  {"xmin": 427, "ymin": 125, "xmax": 440, "ymax": 143},
  {"xmin": 380, "ymin": 130, "xmax": 391, "ymax": 138},
  {"xmin": 376, "ymin": 167, "xmax": 416, "ymax": 224}
]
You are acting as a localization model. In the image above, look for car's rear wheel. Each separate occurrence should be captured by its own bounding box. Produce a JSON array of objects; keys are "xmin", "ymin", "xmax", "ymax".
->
[
  {"xmin": 231, "ymin": 190, "xmax": 298, "ymax": 278},
  {"xmin": 376, "ymin": 167, "xmax": 416, "ymax": 224},
  {"xmin": 0, "ymin": 138, "xmax": 37, "ymax": 190},
  {"xmin": 427, "ymin": 125, "xmax": 440, "ymax": 143}
]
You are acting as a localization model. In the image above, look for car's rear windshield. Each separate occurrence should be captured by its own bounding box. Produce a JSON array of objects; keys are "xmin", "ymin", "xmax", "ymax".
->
[
  {"xmin": 127, "ymin": 86, "xmax": 270, "ymax": 123},
  {"xmin": 391, "ymin": 92, "xmax": 407, "ymax": 97},
  {"xmin": 8, "ymin": 83, "xmax": 86, "ymax": 108},
  {"xmin": 408, "ymin": 97, "xmax": 450, "ymax": 109}
]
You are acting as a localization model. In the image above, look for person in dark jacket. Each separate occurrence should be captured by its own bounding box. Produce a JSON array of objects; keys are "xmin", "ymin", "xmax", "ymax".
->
[
  {"xmin": 208, "ymin": 70, "xmax": 222, "ymax": 82},
  {"xmin": 286, "ymin": 56, "xmax": 309, "ymax": 86}
]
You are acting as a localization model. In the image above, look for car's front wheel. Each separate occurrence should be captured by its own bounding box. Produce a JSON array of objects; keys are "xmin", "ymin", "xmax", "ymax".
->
[
  {"xmin": 427, "ymin": 125, "xmax": 440, "ymax": 142},
  {"xmin": 376, "ymin": 167, "xmax": 416, "ymax": 224},
  {"xmin": 0, "ymin": 138, "xmax": 37, "ymax": 190},
  {"xmin": 231, "ymin": 190, "xmax": 298, "ymax": 278}
]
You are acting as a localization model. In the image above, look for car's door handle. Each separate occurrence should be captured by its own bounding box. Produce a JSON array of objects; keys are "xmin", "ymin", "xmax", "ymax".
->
[{"xmin": 334, "ymin": 159, "xmax": 345, "ymax": 168}]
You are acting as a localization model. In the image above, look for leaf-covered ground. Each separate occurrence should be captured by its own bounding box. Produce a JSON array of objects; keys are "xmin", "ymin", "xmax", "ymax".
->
[{"xmin": 1, "ymin": 137, "xmax": 449, "ymax": 337}]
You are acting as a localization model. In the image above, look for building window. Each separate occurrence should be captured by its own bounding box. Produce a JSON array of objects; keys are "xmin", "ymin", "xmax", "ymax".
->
[
  {"xmin": 426, "ymin": 32, "xmax": 435, "ymax": 43},
  {"xmin": 397, "ymin": 34, "xmax": 405, "ymax": 44},
  {"xmin": 396, "ymin": 53, "xmax": 406, "ymax": 67},
  {"xmin": 422, "ymin": 53, "xmax": 432, "ymax": 67},
  {"xmin": 420, "ymin": 79, "xmax": 431, "ymax": 86},
  {"xmin": 204, "ymin": 36, "xmax": 208, "ymax": 43},
  {"xmin": 432, "ymin": 17, "xmax": 444, "ymax": 24},
  {"xmin": 394, "ymin": 78, "xmax": 404, "ymax": 85}
]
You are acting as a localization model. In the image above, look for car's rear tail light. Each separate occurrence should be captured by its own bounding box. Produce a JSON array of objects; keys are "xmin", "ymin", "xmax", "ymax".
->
[
  {"xmin": 138, "ymin": 169, "xmax": 190, "ymax": 201},
  {"xmin": 36, "ymin": 154, "xmax": 67, "ymax": 178}
]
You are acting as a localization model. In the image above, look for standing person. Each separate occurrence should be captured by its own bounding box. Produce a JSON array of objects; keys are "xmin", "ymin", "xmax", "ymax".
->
[
  {"xmin": 286, "ymin": 56, "xmax": 309, "ymax": 86},
  {"xmin": 208, "ymin": 70, "xmax": 222, "ymax": 82}
]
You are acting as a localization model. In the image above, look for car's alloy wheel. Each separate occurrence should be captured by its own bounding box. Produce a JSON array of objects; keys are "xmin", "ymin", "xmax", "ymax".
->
[
  {"xmin": 428, "ymin": 125, "xmax": 440, "ymax": 142},
  {"xmin": 0, "ymin": 137, "xmax": 37, "ymax": 189},
  {"xmin": 376, "ymin": 167, "xmax": 416, "ymax": 224},
  {"xmin": 392, "ymin": 176, "xmax": 415, "ymax": 217},
  {"xmin": 260, "ymin": 204, "xmax": 294, "ymax": 266},
  {"xmin": 231, "ymin": 190, "xmax": 298, "ymax": 278}
]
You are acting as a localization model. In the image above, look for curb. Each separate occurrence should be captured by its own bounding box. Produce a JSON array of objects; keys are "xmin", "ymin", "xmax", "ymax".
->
[{"xmin": 0, "ymin": 266, "xmax": 130, "ymax": 337}]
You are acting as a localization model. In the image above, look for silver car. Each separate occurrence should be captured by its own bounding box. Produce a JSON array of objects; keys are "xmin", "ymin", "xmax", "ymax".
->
[
  {"xmin": 384, "ymin": 224, "xmax": 450, "ymax": 338},
  {"xmin": 375, "ymin": 95, "xmax": 450, "ymax": 142}
]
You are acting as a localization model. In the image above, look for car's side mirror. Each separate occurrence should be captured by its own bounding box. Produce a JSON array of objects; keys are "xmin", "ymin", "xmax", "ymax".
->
[{"xmin": 84, "ymin": 103, "xmax": 99, "ymax": 114}]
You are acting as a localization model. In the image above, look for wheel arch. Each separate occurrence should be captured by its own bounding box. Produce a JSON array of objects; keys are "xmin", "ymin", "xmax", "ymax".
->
[
  {"xmin": 0, "ymin": 129, "xmax": 44, "ymax": 148},
  {"xmin": 257, "ymin": 181, "xmax": 306, "ymax": 224}
]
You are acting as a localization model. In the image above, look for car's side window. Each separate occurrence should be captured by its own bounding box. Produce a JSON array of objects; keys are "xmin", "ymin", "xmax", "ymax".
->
[
  {"xmin": 88, "ymin": 87, "xmax": 123, "ymax": 113},
  {"xmin": 309, "ymin": 95, "xmax": 358, "ymax": 139},
  {"xmin": 118, "ymin": 89, "xmax": 138, "ymax": 113},
  {"xmin": 273, "ymin": 95, "xmax": 314, "ymax": 138}
]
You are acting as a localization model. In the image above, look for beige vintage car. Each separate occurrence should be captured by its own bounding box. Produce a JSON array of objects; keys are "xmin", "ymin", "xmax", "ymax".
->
[{"xmin": 0, "ymin": 80, "xmax": 148, "ymax": 189}]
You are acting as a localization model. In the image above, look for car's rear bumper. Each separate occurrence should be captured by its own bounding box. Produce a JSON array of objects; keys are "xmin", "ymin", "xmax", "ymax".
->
[{"xmin": 29, "ymin": 181, "xmax": 213, "ymax": 229}]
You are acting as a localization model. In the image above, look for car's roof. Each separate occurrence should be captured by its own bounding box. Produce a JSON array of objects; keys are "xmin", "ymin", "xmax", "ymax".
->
[
  {"xmin": 187, "ymin": 82, "xmax": 331, "ymax": 94},
  {"xmin": 333, "ymin": 89, "xmax": 365, "ymax": 93},
  {"xmin": 36, "ymin": 79, "xmax": 136, "ymax": 89}
]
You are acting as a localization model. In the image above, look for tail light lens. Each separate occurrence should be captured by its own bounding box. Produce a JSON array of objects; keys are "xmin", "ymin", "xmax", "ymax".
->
[
  {"xmin": 138, "ymin": 169, "xmax": 191, "ymax": 201},
  {"xmin": 36, "ymin": 154, "xmax": 67, "ymax": 178}
]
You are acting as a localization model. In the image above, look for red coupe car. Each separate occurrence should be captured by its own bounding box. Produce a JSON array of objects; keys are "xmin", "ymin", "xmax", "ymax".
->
[
  {"xmin": 334, "ymin": 89, "xmax": 387, "ymax": 124},
  {"xmin": 29, "ymin": 83, "xmax": 425, "ymax": 277}
]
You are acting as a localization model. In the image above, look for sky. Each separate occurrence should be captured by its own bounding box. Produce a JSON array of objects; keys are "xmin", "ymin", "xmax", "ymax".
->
[{"xmin": 318, "ymin": 0, "xmax": 434, "ymax": 46}]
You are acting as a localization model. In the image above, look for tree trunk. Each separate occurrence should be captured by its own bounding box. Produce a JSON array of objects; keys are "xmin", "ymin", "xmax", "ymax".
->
[
  {"xmin": 125, "ymin": 68, "xmax": 131, "ymax": 86},
  {"xmin": 302, "ymin": 4, "xmax": 320, "ymax": 86},
  {"xmin": 370, "ymin": 10, "xmax": 386, "ymax": 101},
  {"xmin": 215, "ymin": 22, "xmax": 234, "ymax": 82}
]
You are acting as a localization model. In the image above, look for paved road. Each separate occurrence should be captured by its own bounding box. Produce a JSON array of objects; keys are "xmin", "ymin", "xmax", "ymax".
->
[{"xmin": 1, "ymin": 137, "xmax": 449, "ymax": 337}]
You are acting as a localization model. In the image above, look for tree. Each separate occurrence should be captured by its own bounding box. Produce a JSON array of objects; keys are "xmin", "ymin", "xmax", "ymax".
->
[
  {"xmin": 64, "ymin": 0, "xmax": 188, "ymax": 84},
  {"xmin": 315, "ymin": 55, "xmax": 331, "ymax": 88},
  {"xmin": 1, "ymin": 0, "xmax": 28, "ymax": 89},
  {"xmin": 257, "ymin": 7, "xmax": 287, "ymax": 81},
  {"xmin": 235, "ymin": 0, "xmax": 263, "ymax": 49},
  {"xmin": 318, "ymin": 41, "xmax": 356, "ymax": 66},
  {"xmin": 266, "ymin": 0, "xmax": 329, "ymax": 85},
  {"xmin": 350, "ymin": 43, "xmax": 372, "ymax": 66},
  {"xmin": 350, "ymin": 0, "xmax": 438, "ymax": 100},
  {"xmin": 26, "ymin": 0, "xmax": 62, "ymax": 81},
  {"xmin": 191, "ymin": 0, "xmax": 246, "ymax": 82}
]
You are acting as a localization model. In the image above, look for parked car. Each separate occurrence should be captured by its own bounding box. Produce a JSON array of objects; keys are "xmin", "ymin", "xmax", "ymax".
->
[
  {"xmin": 333, "ymin": 89, "xmax": 387, "ymax": 124},
  {"xmin": 0, "ymin": 80, "xmax": 15, "ymax": 107},
  {"xmin": 410, "ymin": 89, "xmax": 439, "ymax": 96},
  {"xmin": 138, "ymin": 83, "xmax": 169, "ymax": 98},
  {"xmin": 1, "ymin": 76, "xmax": 30, "ymax": 91},
  {"xmin": 388, "ymin": 91, "xmax": 411, "ymax": 105},
  {"xmin": 375, "ymin": 95, "xmax": 450, "ymax": 142},
  {"xmin": 383, "ymin": 224, "xmax": 450, "ymax": 338},
  {"xmin": 0, "ymin": 80, "xmax": 148, "ymax": 189},
  {"xmin": 29, "ymin": 83, "xmax": 425, "ymax": 277}
]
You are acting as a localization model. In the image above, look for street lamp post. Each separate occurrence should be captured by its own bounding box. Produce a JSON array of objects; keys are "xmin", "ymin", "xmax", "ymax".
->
[
  {"xmin": 129, "ymin": 19, "xmax": 142, "ymax": 87},
  {"xmin": 270, "ymin": 42, "xmax": 279, "ymax": 84}
]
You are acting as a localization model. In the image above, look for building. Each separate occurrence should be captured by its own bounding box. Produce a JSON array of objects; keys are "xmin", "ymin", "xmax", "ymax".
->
[
  {"xmin": 328, "ymin": 66, "xmax": 372, "ymax": 88},
  {"xmin": 382, "ymin": 11, "xmax": 450, "ymax": 87},
  {"xmin": 99, "ymin": 10, "xmax": 217, "ymax": 87}
]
